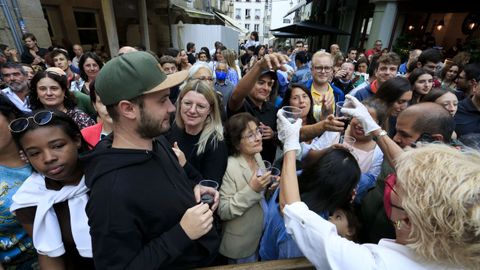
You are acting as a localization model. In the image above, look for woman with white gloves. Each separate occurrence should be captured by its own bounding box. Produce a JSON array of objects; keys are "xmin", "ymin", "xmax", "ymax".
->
[{"xmin": 276, "ymin": 94, "xmax": 480, "ymax": 270}]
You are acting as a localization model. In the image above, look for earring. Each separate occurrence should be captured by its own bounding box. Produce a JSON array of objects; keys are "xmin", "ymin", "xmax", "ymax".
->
[{"xmin": 394, "ymin": 220, "xmax": 402, "ymax": 230}]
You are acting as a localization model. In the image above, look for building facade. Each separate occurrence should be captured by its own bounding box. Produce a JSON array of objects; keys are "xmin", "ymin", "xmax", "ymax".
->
[
  {"xmin": 233, "ymin": 0, "xmax": 269, "ymax": 44},
  {"xmin": 1, "ymin": 0, "xmax": 239, "ymax": 58}
]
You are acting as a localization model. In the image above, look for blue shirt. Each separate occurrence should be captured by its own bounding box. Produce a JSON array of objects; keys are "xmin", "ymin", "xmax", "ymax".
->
[
  {"xmin": 291, "ymin": 65, "xmax": 312, "ymax": 84},
  {"xmin": 0, "ymin": 164, "xmax": 36, "ymax": 265},
  {"xmin": 260, "ymin": 189, "xmax": 329, "ymax": 261},
  {"xmin": 260, "ymin": 189, "xmax": 303, "ymax": 261},
  {"xmin": 353, "ymin": 83, "xmax": 374, "ymax": 102}
]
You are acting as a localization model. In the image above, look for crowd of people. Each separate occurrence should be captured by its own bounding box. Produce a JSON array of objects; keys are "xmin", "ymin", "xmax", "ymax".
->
[{"xmin": 0, "ymin": 30, "xmax": 479, "ymax": 270}]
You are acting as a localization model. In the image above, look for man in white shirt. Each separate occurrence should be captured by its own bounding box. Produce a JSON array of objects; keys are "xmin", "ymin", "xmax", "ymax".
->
[{"xmin": 1, "ymin": 62, "xmax": 31, "ymax": 112}]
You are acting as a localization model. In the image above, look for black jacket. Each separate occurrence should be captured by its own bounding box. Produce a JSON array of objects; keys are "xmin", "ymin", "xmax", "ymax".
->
[
  {"xmin": 166, "ymin": 124, "xmax": 228, "ymax": 185},
  {"xmin": 81, "ymin": 135, "xmax": 220, "ymax": 269}
]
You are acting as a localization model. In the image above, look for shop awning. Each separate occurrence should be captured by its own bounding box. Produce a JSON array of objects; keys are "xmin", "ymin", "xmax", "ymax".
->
[
  {"xmin": 213, "ymin": 11, "xmax": 249, "ymax": 34},
  {"xmin": 283, "ymin": 0, "xmax": 312, "ymax": 18},
  {"xmin": 272, "ymin": 31, "xmax": 306, "ymax": 38},
  {"xmin": 270, "ymin": 20, "xmax": 350, "ymax": 36},
  {"xmin": 171, "ymin": 4, "xmax": 214, "ymax": 20}
]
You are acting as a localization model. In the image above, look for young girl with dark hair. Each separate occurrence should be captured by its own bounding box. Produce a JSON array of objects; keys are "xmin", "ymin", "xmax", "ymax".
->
[
  {"xmin": 9, "ymin": 110, "xmax": 94, "ymax": 270},
  {"xmin": 260, "ymin": 147, "xmax": 361, "ymax": 260},
  {"xmin": 409, "ymin": 68, "xmax": 433, "ymax": 104}
]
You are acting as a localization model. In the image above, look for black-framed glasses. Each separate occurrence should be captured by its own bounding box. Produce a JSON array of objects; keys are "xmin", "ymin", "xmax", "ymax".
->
[
  {"xmin": 313, "ymin": 65, "xmax": 332, "ymax": 72},
  {"xmin": 9, "ymin": 111, "xmax": 54, "ymax": 133}
]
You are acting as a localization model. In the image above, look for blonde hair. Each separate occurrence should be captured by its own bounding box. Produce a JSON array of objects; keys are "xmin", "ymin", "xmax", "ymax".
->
[
  {"xmin": 176, "ymin": 80, "xmax": 224, "ymax": 155},
  {"xmin": 221, "ymin": 49, "xmax": 239, "ymax": 73},
  {"xmin": 395, "ymin": 144, "xmax": 480, "ymax": 268},
  {"xmin": 312, "ymin": 51, "xmax": 333, "ymax": 66}
]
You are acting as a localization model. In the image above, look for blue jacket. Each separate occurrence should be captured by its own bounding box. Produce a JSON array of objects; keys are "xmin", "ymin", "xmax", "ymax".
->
[{"xmin": 353, "ymin": 83, "xmax": 374, "ymax": 102}]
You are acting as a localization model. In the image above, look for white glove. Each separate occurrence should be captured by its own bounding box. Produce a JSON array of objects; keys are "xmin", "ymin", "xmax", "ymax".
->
[
  {"xmin": 341, "ymin": 95, "xmax": 380, "ymax": 135},
  {"xmin": 277, "ymin": 109, "xmax": 302, "ymax": 154}
]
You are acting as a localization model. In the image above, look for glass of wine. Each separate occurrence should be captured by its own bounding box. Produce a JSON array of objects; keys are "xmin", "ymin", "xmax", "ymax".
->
[
  {"xmin": 336, "ymin": 101, "xmax": 352, "ymax": 143},
  {"xmin": 278, "ymin": 106, "xmax": 303, "ymax": 141},
  {"xmin": 257, "ymin": 160, "xmax": 272, "ymax": 176},
  {"xmin": 199, "ymin": 180, "xmax": 219, "ymax": 208}
]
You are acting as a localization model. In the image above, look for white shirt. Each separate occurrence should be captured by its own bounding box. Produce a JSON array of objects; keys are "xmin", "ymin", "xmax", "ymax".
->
[
  {"xmin": 72, "ymin": 55, "xmax": 82, "ymax": 69},
  {"xmin": 283, "ymin": 202, "xmax": 458, "ymax": 270},
  {"xmin": 1, "ymin": 87, "xmax": 31, "ymax": 112}
]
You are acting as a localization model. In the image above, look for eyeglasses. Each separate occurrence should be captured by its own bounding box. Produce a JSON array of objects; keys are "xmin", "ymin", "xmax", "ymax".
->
[
  {"xmin": 241, "ymin": 128, "xmax": 262, "ymax": 143},
  {"xmin": 313, "ymin": 65, "xmax": 332, "ymax": 72},
  {"xmin": 181, "ymin": 100, "xmax": 210, "ymax": 114},
  {"xmin": 192, "ymin": 76, "xmax": 214, "ymax": 82},
  {"xmin": 9, "ymin": 110, "xmax": 54, "ymax": 133}
]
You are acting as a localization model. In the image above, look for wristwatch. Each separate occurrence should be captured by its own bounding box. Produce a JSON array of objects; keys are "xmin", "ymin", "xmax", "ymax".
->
[{"xmin": 372, "ymin": 130, "xmax": 388, "ymax": 142}]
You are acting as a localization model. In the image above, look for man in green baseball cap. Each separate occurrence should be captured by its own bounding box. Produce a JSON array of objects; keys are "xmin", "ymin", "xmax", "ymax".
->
[{"xmin": 82, "ymin": 51, "xmax": 221, "ymax": 269}]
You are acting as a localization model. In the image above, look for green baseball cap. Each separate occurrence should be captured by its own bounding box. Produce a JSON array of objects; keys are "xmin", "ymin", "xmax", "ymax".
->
[{"xmin": 95, "ymin": 51, "xmax": 188, "ymax": 106}]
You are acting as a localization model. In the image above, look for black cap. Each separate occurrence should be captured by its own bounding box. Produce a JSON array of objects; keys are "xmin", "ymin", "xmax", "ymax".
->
[{"xmin": 259, "ymin": 70, "xmax": 277, "ymax": 81}]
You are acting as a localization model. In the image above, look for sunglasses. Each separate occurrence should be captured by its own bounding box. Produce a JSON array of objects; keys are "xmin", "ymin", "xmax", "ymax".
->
[
  {"xmin": 383, "ymin": 173, "xmax": 404, "ymax": 219},
  {"xmin": 9, "ymin": 110, "xmax": 54, "ymax": 133}
]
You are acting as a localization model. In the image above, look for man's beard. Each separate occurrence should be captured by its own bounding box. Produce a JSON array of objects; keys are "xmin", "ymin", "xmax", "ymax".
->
[
  {"xmin": 8, "ymin": 80, "xmax": 28, "ymax": 93},
  {"xmin": 136, "ymin": 106, "xmax": 170, "ymax": 139}
]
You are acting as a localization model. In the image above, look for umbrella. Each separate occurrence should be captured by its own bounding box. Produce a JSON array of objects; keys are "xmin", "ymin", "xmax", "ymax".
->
[
  {"xmin": 272, "ymin": 31, "xmax": 306, "ymax": 38},
  {"xmin": 270, "ymin": 20, "xmax": 350, "ymax": 36}
]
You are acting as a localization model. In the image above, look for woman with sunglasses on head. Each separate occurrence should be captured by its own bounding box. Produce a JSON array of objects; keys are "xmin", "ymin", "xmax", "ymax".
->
[
  {"xmin": 276, "ymin": 95, "xmax": 480, "ymax": 269},
  {"xmin": 0, "ymin": 96, "xmax": 38, "ymax": 270},
  {"xmin": 9, "ymin": 110, "xmax": 94, "ymax": 270},
  {"xmin": 218, "ymin": 113, "xmax": 272, "ymax": 264},
  {"xmin": 28, "ymin": 67, "xmax": 95, "ymax": 130},
  {"xmin": 166, "ymin": 80, "xmax": 227, "ymax": 184}
]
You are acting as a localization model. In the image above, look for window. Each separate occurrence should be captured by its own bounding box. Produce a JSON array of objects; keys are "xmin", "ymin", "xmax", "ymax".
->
[
  {"xmin": 283, "ymin": 18, "xmax": 291, "ymax": 24},
  {"xmin": 245, "ymin": 24, "xmax": 250, "ymax": 30},
  {"xmin": 245, "ymin": 9, "xmax": 251, "ymax": 19},
  {"xmin": 254, "ymin": 24, "xmax": 259, "ymax": 32},
  {"xmin": 235, "ymin": 8, "xmax": 241, "ymax": 19},
  {"xmin": 256, "ymin": 0, "xmax": 261, "ymax": 2},
  {"xmin": 74, "ymin": 10, "xmax": 100, "ymax": 45},
  {"xmin": 255, "ymin": 9, "xmax": 260, "ymax": 20}
]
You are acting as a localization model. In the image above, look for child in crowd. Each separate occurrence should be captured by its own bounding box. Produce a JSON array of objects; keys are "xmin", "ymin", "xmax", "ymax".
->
[{"xmin": 10, "ymin": 110, "xmax": 94, "ymax": 270}]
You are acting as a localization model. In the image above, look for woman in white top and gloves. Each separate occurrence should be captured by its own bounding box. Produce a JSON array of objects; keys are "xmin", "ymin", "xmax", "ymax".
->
[{"xmin": 276, "ymin": 95, "xmax": 480, "ymax": 269}]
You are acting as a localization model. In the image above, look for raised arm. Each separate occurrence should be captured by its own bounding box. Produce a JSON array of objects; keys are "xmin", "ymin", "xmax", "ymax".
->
[
  {"xmin": 229, "ymin": 53, "xmax": 289, "ymax": 112},
  {"xmin": 276, "ymin": 110, "xmax": 303, "ymax": 210},
  {"xmin": 299, "ymin": 114, "xmax": 344, "ymax": 142}
]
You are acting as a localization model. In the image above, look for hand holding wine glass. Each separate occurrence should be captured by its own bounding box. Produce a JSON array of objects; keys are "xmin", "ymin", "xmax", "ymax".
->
[{"xmin": 341, "ymin": 95, "xmax": 381, "ymax": 135}]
